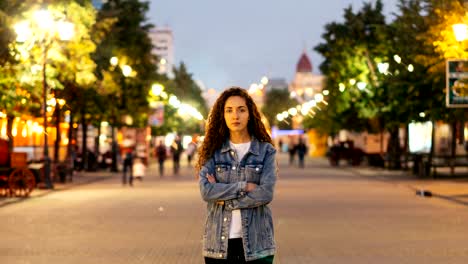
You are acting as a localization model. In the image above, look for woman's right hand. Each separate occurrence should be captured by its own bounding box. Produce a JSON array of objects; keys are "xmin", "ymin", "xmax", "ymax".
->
[{"xmin": 206, "ymin": 173, "xmax": 216, "ymax": 183}]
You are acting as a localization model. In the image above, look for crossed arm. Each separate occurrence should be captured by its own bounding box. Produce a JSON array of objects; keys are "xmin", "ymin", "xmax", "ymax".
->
[{"xmin": 199, "ymin": 148, "xmax": 277, "ymax": 210}]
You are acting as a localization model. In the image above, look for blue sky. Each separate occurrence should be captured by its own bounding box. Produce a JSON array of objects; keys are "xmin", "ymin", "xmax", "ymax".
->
[{"xmin": 148, "ymin": 0, "xmax": 399, "ymax": 90}]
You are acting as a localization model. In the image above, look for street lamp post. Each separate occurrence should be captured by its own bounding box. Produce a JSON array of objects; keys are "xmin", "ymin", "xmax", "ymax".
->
[{"xmin": 14, "ymin": 9, "xmax": 74, "ymax": 189}]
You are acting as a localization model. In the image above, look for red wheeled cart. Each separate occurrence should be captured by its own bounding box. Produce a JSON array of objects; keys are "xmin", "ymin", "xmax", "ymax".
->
[{"xmin": 0, "ymin": 139, "xmax": 36, "ymax": 197}]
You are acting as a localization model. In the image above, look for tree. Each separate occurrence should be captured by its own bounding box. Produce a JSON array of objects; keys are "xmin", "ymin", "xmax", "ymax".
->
[
  {"xmin": 261, "ymin": 88, "xmax": 298, "ymax": 130},
  {"xmin": 313, "ymin": 0, "xmax": 391, "ymax": 134},
  {"xmin": 0, "ymin": 1, "xmax": 40, "ymax": 150},
  {"xmin": 170, "ymin": 62, "xmax": 208, "ymax": 134},
  {"xmin": 96, "ymin": 0, "xmax": 160, "ymax": 129},
  {"xmin": 2, "ymin": 0, "xmax": 99, "ymax": 158}
]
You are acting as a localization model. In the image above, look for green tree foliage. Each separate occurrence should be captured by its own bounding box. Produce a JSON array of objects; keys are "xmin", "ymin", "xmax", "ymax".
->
[
  {"xmin": 0, "ymin": 0, "xmax": 41, "ymax": 123},
  {"xmin": 0, "ymin": 0, "xmax": 100, "ymax": 151},
  {"xmin": 313, "ymin": 0, "xmax": 390, "ymax": 133},
  {"xmin": 95, "ymin": 0, "xmax": 160, "ymax": 128},
  {"xmin": 418, "ymin": 0, "xmax": 466, "ymax": 122},
  {"xmin": 0, "ymin": 0, "xmax": 22, "ymax": 65},
  {"xmin": 261, "ymin": 88, "xmax": 298, "ymax": 130},
  {"xmin": 172, "ymin": 62, "xmax": 208, "ymax": 117},
  {"xmin": 312, "ymin": 0, "xmax": 467, "ymax": 168}
]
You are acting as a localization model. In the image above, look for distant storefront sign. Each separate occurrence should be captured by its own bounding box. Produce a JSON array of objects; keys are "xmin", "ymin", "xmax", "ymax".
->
[
  {"xmin": 446, "ymin": 59, "xmax": 468, "ymax": 107},
  {"xmin": 408, "ymin": 121, "xmax": 432, "ymax": 153}
]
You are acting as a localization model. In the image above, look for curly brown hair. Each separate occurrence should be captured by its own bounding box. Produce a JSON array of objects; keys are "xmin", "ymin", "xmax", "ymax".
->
[{"xmin": 196, "ymin": 87, "xmax": 272, "ymax": 172}]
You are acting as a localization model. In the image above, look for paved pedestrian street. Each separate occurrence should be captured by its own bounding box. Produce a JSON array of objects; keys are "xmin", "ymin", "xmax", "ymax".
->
[{"xmin": 1, "ymin": 154, "xmax": 468, "ymax": 263}]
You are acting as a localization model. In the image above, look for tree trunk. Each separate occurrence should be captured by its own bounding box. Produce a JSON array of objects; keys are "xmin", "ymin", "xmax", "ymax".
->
[
  {"xmin": 81, "ymin": 109, "xmax": 88, "ymax": 171},
  {"xmin": 95, "ymin": 122, "xmax": 101, "ymax": 167},
  {"xmin": 54, "ymin": 105, "xmax": 61, "ymax": 162},
  {"xmin": 387, "ymin": 126, "xmax": 401, "ymax": 170},
  {"xmin": 428, "ymin": 120, "xmax": 436, "ymax": 177},
  {"xmin": 403, "ymin": 124, "xmax": 409, "ymax": 170},
  {"xmin": 6, "ymin": 115, "xmax": 14, "ymax": 153},
  {"xmin": 67, "ymin": 111, "xmax": 74, "ymax": 159},
  {"xmin": 450, "ymin": 121, "xmax": 457, "ymax": 176}
]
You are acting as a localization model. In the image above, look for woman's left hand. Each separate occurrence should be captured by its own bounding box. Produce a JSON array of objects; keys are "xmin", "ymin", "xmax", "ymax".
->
[{"xmin": 207, "ymin": 173, "xmax": 216, "ymax": 183}]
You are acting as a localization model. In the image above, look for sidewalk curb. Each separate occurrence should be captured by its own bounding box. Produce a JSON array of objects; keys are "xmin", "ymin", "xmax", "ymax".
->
[{"xmin": 343, "ymin": 165, "xmax": 468, "ymax": 207}]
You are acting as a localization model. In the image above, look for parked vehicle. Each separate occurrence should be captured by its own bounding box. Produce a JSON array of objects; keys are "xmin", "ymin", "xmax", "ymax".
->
[{"xmin": 327, "ymin": 140, "xmax": 365, "ymax": 166}]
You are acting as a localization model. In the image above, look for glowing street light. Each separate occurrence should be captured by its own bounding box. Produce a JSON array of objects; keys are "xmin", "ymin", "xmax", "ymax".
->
[
  {"xmin": 121, "ymin": 65, "xmax": 132, "ymax": 77},
  {"xmin": 357, "ymin": 82, "xmax": 367, "ymax": 90},
  {"xmin": 110, "ymin": 56, "xmax": 118, "ymax": 66},
  {"xmin": 339, "ymin": 83, "xmax": 346, "ymax": 92},
  {"xmin": 151, "ymin": 83, "xmax": 164, "ymax": 96},
  {"xmin": 314, "ymin": 93, "xmax": 324, "ymax": 102},
  {"xmin": 393, "ymin": 54, "xmax": 402, "ymax": 64},
  {"xmin": 452, "ymin": 23, "xmax": 468, "ymax": 42},
  {"xmin": 377, "ymin": 62, "xmax": 389, "ymax": 74}
]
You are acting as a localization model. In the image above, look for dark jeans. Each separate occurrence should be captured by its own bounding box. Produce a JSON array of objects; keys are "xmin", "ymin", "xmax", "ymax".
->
[
  {"xmin": 204, "ymin": 238, "xmax": 274, "ymax": 264},
  {"xmin": 173, "ymin": 156, "xmax": 180, "ymax": 175},
  {"xmin": 158, "ymin": 159, "xmax": 165, "ymax": 176},
  {"xmin": 122, "ymin": 162, "xmax": 133, "ymax": 185},
  {"xmin": 289, "ymin": 153, "xmax": 295, "ymax": 165},
  {"xmin": 298, "ymin": 154, "xmax": 305, "ymax": 168}
]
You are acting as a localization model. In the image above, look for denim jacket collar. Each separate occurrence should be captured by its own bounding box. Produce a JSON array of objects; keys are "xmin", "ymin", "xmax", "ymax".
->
[{"xmin": 220, "ymin": 136, "xmax": 260, "ymax": 156}]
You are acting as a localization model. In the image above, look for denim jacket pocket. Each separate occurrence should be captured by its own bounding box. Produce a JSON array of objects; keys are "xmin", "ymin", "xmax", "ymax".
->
[
  {"xmin": 245, "ymin": 164, "xmax": 263, "ymax": 184},
  {"xmin": 215, "ymin": 164, "xmax": 231, "ymax": 183}
]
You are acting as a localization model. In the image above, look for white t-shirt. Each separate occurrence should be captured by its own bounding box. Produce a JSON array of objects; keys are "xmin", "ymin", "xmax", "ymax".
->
[{"xmin": 229, "ymin": 141, "xmax": 251, "ymax": 238}]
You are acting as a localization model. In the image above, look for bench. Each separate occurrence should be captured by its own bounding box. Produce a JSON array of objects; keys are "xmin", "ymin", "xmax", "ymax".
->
[{"xmin": 429, "ymin": 155, "xmax": 468, "ymax": 176}]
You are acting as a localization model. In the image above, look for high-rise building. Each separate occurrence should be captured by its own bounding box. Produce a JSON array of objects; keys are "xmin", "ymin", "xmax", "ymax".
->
[{"xmin": 149, "ymin": 26, "xmax": 174, "ymax": 77}]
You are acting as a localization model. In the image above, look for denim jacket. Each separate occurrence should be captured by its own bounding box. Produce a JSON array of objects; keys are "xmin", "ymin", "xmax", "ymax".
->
[{"xmin": 199, "ymin": 137, "xmax": 277, "ymax": 261}]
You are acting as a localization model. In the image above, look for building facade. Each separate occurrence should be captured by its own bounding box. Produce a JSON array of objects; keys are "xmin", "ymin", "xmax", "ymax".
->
[
  {"xmin": 149, "ymin": 26, "xmax": 174, "ymax": 77},
  {"xmin": 289, "ymin": 51, "xmax": 324, "ymax": 103}
]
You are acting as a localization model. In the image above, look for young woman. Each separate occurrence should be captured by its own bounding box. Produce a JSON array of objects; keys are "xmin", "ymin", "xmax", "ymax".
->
[{"xmin": 197, "ymin": 87, "xmax": 277, "ymax": 263}]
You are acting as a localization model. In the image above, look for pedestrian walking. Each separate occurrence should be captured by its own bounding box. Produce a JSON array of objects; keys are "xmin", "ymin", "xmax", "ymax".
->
[
  {"xmin": 170, "ymin": 136, "xmax": 183, "ymax": 175},
  {"xmin": 132, "ymin": 157, "xmax": 146, "ymax": 181},
  {"xmin": 296, "ymin": 137, "xmax": 308, "ymax": 168},
  {"xmin": 155, "ymin": 140, "xmax": 167, "ymax": 177},
  {"xmin": 186, "ymin": 139, "xmax": 197, "ymax": 166},
  {"xmin": 288, "ymin": 138, "xmax": 296, "ymax": 166},
  {"xmin": 197, "ymin": 87, "xmax": 277, "ymax": 263},
  {"xmin": 122, "ymin": 148, "xmax": 134, "ymax": 186}
]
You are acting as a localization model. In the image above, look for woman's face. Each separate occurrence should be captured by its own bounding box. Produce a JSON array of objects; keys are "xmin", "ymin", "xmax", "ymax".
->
[{"xmin": 224, "ymin": 96, "xmax": 250, "ymax": 134}]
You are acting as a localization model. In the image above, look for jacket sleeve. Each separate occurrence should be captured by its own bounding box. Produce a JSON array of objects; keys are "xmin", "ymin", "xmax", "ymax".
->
[
  {"xmin": 224, "ymin": 147, "xmax": 277, "ymax": 210},
  {"xmin": 199, "ymin": 158, "xmax": 247, "ymax": 202}
]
